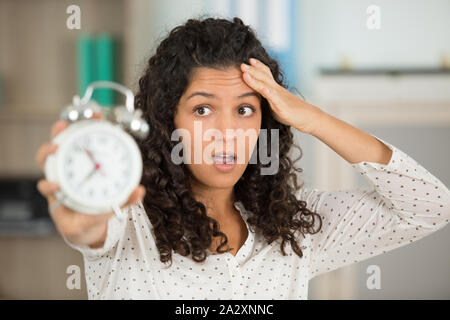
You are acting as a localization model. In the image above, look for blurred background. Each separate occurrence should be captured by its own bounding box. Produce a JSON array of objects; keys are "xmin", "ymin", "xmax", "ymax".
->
[{"xmin": 0, "ymin": 0, "xmax": 449, "ymax": 299}]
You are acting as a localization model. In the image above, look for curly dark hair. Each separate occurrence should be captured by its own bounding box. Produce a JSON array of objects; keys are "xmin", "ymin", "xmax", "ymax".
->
[{"xmin": 134, "ymin": 16, "xmax": 322, "ymax": 266}]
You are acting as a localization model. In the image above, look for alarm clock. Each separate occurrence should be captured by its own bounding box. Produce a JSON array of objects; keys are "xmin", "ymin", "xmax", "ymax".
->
[{"xmin": 45, "ymin": 81, "xmax": 149, "ymax": 219}]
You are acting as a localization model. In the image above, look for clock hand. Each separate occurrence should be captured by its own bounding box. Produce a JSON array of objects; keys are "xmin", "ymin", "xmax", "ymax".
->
[
  {"xmin": 83, "ymin": 147, "xmax": 106, "ymax": 176},
  {"xmin": 84, "ymin": 146, "xmax": 96, "ymax": 163},
  {"xmin": 76, "ymin": 166, "xmax": 97, "ymax": 189},
  {"xmin": 93, "ymin": 162, "xmax": 106, "ymax": 176}
]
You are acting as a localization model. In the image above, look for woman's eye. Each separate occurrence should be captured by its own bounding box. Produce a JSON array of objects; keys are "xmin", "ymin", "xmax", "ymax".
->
[
  {"xmin": 194, "ymin": 106, "xmax": 211, "ymax": 116},
  {"xmin": 238, "ymin": 105, "xmax": 255, "ymax": 116}
]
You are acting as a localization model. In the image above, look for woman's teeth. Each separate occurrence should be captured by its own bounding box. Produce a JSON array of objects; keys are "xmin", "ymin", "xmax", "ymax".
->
[{"xmin": 213, "ymin": 155, "xmax": 235, "ymax": 164}]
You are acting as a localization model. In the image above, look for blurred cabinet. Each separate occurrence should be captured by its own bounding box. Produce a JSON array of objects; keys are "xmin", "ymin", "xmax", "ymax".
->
[
  {"xmin": 0, "ymin": 0, "xmax": 127, "ymax": 176},
  {"xmin": 0, "ymin": 234, "xmax": 87, "ymax": 300},
  {"xmin": 0, "ymin": 112, "xmax": 58, "ymax": 177},
  {"xmin": 0, "ymin": 0, "xmax": 129, "ymax": 300}
]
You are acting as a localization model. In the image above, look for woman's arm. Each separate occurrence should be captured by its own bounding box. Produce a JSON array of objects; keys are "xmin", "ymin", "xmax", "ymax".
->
[
  {"xmin": 297, "ymin": 135, "xmax": 450, "ymax": 279},
  {"xmin": 304, "ymin": 110, "xmax": 393, "ymax": 165}
]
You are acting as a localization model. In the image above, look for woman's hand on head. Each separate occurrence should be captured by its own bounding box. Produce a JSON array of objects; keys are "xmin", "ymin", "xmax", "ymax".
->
[{"xmin": 240, "ymin": 58, "xmax": 326, "ymax": 135}]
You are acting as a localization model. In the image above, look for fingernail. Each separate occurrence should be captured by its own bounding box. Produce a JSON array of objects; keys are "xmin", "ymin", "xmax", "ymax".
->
[{"xmin": 242, "ymin": 63, "xmax": 250, "ymax": 70}]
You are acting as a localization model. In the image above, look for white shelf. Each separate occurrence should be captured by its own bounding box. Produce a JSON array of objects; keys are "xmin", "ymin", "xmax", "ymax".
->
[{"xmin": 315, "ymin": 74, "xmax": 450, "ymax": 104}]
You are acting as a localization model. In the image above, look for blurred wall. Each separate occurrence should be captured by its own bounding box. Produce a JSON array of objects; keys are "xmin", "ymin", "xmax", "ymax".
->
[{"xmin": 299, "ymin": 0, "xmax": 450, "ymax": 97}]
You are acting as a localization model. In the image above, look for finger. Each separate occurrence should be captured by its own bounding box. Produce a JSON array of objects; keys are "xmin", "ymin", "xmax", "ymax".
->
[
  {"xmin": 122, "ymin": 185, "xmax": 146, "ymax": 208},
  {"xmin": 36, "ymin": 179, "xmax": 60, "ymax": 200},
  {"xmin": 242, "ymin": 72, "xmax": 271, "ymax": 98},
  {"xmin": 98, "ymin": 186, "xmax": 145, "ymax": 222},
  {"xmin": 249, "ymin": 58, "xmax": 272, "ymax": 75},
  {"xmin": 47, "ymin": 196, "xmax": 64, "ymax": 220},
  {"xmin": 241, "ymin": 63, "xmax": 271, "ymax": 85},
  {"xmin": 51, "ymin": 120, "xmax": 68, "ymax": 139},
  {"xmin": 36, "ymin": 143, "xmax": 59, "ymax": 171},
  {"xmin": 92, "ymin": 111, "xmax": 102, "ymax": 119},
  {"xmin": 242, "ymin": 73, "xmax": 284, "ymax": 115}
]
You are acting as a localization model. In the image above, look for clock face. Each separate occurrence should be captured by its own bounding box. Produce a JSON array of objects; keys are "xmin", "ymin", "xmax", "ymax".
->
[{"xmin": 54, "ymin": 121, "xmax": 142, "ymax": 212}]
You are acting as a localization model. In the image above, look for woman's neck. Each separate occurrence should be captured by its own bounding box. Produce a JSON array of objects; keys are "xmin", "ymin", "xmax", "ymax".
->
[{"xmin": 190, "ymin": 181, "xmax": 238, "ymax": 221}]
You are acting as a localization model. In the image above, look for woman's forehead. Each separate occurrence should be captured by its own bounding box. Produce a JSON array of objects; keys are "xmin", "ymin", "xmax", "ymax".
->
[{"xmin": 185, "ymin": 66, "xmax": 254, "ymax": 94}]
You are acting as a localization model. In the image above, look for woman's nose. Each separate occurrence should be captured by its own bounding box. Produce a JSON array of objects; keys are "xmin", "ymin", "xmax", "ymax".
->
[
  {"xmin": 215, "ymin": 112, "xmax": 237, "ymax": 136},
  {"xmin": 213, "ymin": 110, "xmax": 237, "ymax": 143}
]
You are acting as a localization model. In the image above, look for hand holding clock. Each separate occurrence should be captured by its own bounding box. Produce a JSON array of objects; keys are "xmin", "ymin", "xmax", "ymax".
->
[{"xmin": 35, "ymin": 116, "xmax": 146, "ymax": 249}]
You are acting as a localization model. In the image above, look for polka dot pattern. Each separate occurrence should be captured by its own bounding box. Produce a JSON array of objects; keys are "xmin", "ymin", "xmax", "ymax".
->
[
  {"xmin": 62, "ymin": 134, "xmax": 450, "ymax": 299},
  {"xmin": 297, "ymin": 135, "xmax": 450, "ymax": 279}
]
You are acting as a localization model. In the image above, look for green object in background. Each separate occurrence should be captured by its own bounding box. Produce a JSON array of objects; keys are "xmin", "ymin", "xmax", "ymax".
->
[
  {"xmin": 94, "ymin": 33, "xmax": 116, "ymax": 107},
  {"xmin": 76, "ymin": 33, "xmax": 117, "ymax": 107},
  {"xmin": 76, "ymin": 33, "xmax": 95, "ymax": 99}
]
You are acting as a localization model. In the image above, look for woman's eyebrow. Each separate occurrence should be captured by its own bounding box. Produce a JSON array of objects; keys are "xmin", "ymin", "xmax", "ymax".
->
[{"xmin": 186, "ymin": 91, "xmax": 261, "ymax": 100}]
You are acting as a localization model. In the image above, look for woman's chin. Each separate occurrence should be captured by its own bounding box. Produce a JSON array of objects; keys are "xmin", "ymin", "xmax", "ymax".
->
[
  {"xmin": 203, "ymin": 173, "xmax": 241, "ymax": 189},
  {"xmin": 187, "ymin": 162, "xmax": 248, "ymax": 189},
  {"xmin": 195, "ymin": 169, "xmax": 244, "ymax": 189}
]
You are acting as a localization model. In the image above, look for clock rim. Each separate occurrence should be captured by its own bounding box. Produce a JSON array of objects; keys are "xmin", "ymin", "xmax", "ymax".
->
[{"xmin": 48, "ymin": 119, "xmax": 142, "ymax": 215}]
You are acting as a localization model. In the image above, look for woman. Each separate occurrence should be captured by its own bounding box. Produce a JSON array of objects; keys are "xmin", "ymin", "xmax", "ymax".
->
[{"xmin": 35, "ymin": 17, "xmax": 449, "ymax": 299}]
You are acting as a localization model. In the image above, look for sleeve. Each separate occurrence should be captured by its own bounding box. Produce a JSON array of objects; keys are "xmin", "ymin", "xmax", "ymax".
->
[
  {"xmin": 60, "ymin": 205, "xmax": 129, "ymax": 261},
  {"xmin": 297, "ymin": 134, "xmax": 450, "ymax": 280}
]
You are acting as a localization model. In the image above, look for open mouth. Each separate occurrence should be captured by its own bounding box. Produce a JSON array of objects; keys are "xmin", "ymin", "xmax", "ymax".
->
[{"xmin": 212, "ymin": 152, "xmax": 236, "ymax": 164}]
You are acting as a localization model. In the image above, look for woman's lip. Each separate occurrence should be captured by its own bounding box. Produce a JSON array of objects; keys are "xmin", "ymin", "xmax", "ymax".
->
[
  {"xmin": 213, "ymin": 162, "xmax": 235, "ymax": 172},
  {"xmin": 211, "ymin": 155, "xmax": 236, "ymax": 171}
]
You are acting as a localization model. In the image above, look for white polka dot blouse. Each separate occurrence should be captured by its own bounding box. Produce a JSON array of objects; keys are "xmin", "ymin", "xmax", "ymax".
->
[{"xmin": 62, "ymin": 135, "xmax": 450, "ymax": 299}]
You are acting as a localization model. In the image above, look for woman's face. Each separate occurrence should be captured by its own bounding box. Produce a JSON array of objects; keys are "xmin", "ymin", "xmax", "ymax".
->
[{"xmin": 174, "ymin": 66, "xmax": 262, "ymax": 190}]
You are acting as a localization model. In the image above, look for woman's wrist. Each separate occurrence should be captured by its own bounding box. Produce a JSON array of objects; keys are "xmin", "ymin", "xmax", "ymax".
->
[{"xmin": 293, "ymin": 103, "xmax": 329, "ymax": 136}]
